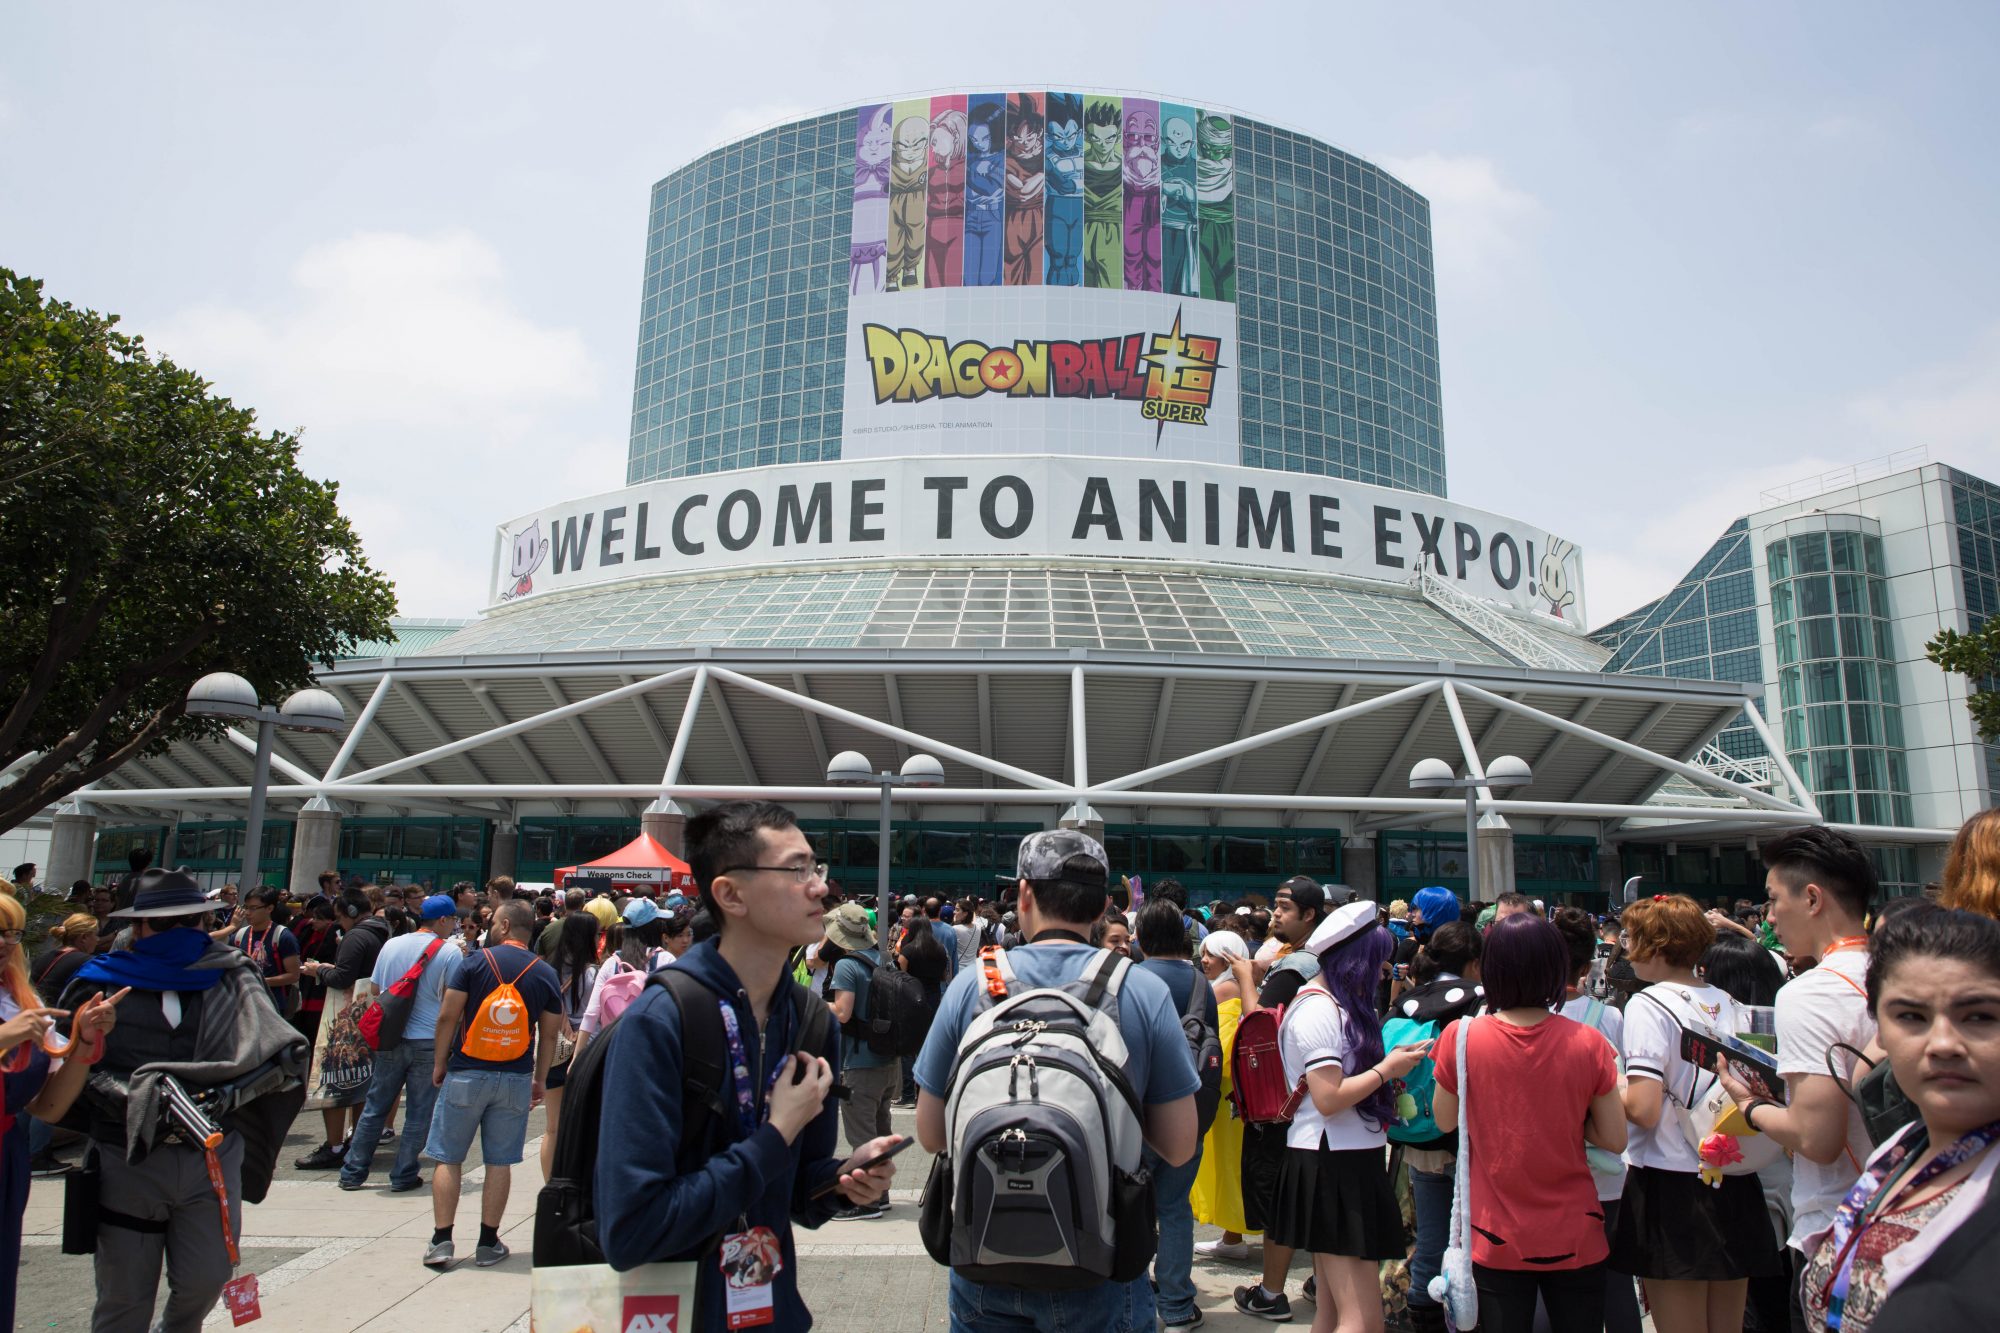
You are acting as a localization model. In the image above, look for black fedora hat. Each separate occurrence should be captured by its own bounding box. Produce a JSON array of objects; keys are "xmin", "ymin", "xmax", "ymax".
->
[{"xmin": 109, "ymin": 868, "xmax": 213, "ymax": 920}]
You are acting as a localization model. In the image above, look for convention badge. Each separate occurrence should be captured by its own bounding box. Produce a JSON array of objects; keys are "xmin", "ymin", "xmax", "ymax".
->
[
  {"xmin": 719, "ymin": 1226, "xmax": 783, "ymax": 1329},
  {"xmin": 221, "ymin": 1273, "xmax": 262, "ymax": 1325}
]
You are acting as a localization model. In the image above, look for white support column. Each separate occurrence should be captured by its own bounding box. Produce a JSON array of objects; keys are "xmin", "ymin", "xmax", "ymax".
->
[
  {"xmin": 662, "ymin": 664, "xmax": 708, "ymax": 786},
  {"xmin": 323, "ymin": 675, "xmax": 392, "ymax": 781}
]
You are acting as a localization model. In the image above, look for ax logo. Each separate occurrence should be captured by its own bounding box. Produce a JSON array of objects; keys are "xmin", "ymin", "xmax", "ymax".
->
[{"xmin": 622, "ymin": 1294, "xmax": 681, "ymax": 1333}]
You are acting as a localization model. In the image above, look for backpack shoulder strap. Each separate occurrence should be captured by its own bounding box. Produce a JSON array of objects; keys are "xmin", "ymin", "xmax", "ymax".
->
[
  {"xmin": 975, "ymin": 944, "xmax": 1013, "ymax": 1011},
  {"xmin": 1583, "ymin": 997, "xmax": 1605, "ymax": 1031},
  {"xmin": 1181, "ymin": 965, "xmax": 1206, "ymax": 1023},
  {"xmin": 655, "ymin": 968, "xmax": 731, "ymax": 1168},
  {"xmin": 789, "ymin": 981, "xmax": 832, "ymax": 1062},
  {"xmin": 1078, "ymin": 947, "xmax": 1126, "ymax": 1010}
]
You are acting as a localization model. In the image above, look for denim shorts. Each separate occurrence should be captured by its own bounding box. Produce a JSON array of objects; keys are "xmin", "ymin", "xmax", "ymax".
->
[{"xmin": 423, "ymin": 1069, "xmax": 532, "ymax": 1166}]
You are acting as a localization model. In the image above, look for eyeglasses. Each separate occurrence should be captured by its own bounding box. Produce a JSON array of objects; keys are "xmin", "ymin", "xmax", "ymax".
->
[{"xmin": 723, "ymin": 863, "xmax": 828, "ymax": 886}]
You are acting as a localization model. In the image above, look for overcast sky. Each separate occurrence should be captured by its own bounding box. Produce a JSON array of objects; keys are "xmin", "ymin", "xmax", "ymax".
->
[{"xmin": 7, "ymin": 3, "xmax": 1998, "ymax": 627}]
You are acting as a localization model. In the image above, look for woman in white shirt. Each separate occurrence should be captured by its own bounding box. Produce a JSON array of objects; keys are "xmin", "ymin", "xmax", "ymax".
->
[
  {"xmin": 1254, "ymin": 902, "xmax": 1427, "ymax": 1333},
  {"xmin": 1609, "ymin": 895, "xmax": 1783, "ymax": 1333}
]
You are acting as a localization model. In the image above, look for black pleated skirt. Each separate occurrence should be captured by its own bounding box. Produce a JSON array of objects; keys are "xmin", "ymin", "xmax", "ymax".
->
[
  {"xmin": 1606, "ymin": 1164, "xmax": 1785, "ymax": 1281},
  {"xmin": 1266, "ymin": 1142, "xmax": 1405, "ymax": 1261}
]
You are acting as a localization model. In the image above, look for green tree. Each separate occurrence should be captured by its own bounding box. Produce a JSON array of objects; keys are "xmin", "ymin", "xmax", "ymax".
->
[
  {"xmin": 1927, "ymin": 621, "xmax": 2000, "ymax": 742},
  {"xmin": 0, "ymin": 268, "xmax": 396, "ymax": 833}
]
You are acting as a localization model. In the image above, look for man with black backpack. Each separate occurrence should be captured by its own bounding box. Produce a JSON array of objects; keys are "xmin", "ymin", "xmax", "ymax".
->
[
  {"xmin": 1133, "ymin": 897, "xmax": 1222, "ymax": 1333},
  {"xmin": 589, "ymin": 801, "xmax": 903, "ymax": 1331},
  {"xmin": 824, "ymin": 899, "xmax": 910, "ymax": 1218},
  {"xmin": 913, "ymin": 829, "xmax": 1200, "ymax": 1333}
]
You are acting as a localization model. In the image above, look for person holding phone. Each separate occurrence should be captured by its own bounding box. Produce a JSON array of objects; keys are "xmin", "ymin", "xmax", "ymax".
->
[{"xmin": 1262, "ymin": 901, "xmax": 1428, "ymax": 1333}]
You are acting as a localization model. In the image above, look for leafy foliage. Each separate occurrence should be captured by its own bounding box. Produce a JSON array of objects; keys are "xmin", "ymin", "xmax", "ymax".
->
[
  {"xmin": 1927, "ymin": 621, "xmax": 2000, "ymax": 743},
  {"xmin": 0, "ymin": 268, "xmax": 396, "ymax": 832}
]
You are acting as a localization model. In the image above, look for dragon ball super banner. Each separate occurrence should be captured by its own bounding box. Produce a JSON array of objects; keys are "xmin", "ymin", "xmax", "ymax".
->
[
  {"xmin": 857, "ymin": 91, "xmax": 1233, "ymax": 303},
  {"xmin": 841, "ymin": 286, "xmax": 1240, "ymax": 464}
]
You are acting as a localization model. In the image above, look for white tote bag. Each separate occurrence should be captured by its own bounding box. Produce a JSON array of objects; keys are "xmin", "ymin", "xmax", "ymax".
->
[
  {"xmin": 530, "ymin": 1260, "xmax": 701, "ymax": 1333},
  {"xmin": 1427, "ymin": 1016, "xmax": 1479, "ymax": 1331}
]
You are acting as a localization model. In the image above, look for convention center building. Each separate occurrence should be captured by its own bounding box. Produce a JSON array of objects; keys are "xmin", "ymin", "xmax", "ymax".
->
[{"xmin": 45, "ymin": 90, "xmax": 1993, "ymax": 905}]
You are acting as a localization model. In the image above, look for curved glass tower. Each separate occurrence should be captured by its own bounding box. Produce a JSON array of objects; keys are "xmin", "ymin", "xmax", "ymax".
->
[{"xmin": 626, "ymin": 91, "xmax": 1447, "ymax": 495}]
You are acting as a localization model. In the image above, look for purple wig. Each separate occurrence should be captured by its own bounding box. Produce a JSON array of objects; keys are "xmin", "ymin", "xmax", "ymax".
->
[
  {"xmin": 1315, "ymin": 923, "xmax": 1396, "ymax": 1130},
  {"xmin": 1481, "ymin": 914, "xmax": 1571, "ymax": 1011}
]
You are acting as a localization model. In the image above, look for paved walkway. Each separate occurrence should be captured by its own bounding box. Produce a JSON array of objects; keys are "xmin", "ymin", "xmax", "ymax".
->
[{"xmin": 19, "ymin": 1104, "xmax": 1343, "ymax": 1332}]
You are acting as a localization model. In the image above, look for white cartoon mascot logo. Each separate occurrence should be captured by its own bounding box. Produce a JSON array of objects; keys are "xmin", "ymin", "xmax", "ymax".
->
[
  {"xmin": 501, "ymin": 521, "xmax": 550, "ymax": 601},
  {"xmin": 1539, "ymin": 537, "xmax": 1577, "ymax": 619}
]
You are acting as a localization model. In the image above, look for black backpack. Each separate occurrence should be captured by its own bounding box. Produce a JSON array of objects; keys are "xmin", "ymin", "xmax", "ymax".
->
[
  {"xmin": 846, "ymin": 957, "xmax": 931, "ymax": 1058},
  {"xmin": 1179, "ymin": 970, "xmax": 1223, "ymax": 1138},
  {"xmin": 534, "ymin": 967, "xmax": 833, "ymax": 1268}
]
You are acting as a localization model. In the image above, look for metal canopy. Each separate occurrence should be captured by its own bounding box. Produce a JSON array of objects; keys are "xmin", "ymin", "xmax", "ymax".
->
[{"xmin": 76, "ymin": 647, "xmax": 1819, "ymax": 839}]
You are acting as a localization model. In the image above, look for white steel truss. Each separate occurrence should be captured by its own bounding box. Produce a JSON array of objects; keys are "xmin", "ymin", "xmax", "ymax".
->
[{"xmin": 59, "ymin": 658, "xmax": 1856, "ymax": 840}]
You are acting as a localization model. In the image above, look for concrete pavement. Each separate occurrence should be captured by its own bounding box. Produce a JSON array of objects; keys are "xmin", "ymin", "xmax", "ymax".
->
[{"xmin": 20, "ymin": 1102, "xmax": 1333, "ymax": 1332}]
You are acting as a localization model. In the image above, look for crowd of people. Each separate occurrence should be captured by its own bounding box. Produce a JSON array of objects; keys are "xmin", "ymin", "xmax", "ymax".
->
[{"xmin": 0, "ymin": 803, "xmax": 1994, "ymax": 1331}]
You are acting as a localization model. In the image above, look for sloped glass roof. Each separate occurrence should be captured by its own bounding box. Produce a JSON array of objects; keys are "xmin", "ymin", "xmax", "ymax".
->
[{"xmin": 405, "ymin": 566, "xmax": 1531, "ymax": 666}]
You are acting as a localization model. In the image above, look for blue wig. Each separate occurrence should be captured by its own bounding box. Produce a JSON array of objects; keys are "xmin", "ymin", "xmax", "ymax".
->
[
  {"xmin": 1411, "ymin": 886, "xmax": 1462, "ymax": 940},
  {"xmin": 1315, "ymin": 924, "xmax": 1396, "ymax": 1130}
]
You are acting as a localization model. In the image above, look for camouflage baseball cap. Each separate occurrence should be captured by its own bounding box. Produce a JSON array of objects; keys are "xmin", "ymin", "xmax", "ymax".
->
[{"xmin": 1011, "ymin": 829, "xmax": 1110, "ymax": 887}]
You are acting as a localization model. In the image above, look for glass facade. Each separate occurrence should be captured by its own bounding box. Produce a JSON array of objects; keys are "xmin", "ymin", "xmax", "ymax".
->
[
  {"xmin": 1379, "ymin": 831, "xmax": 1599, "ymax": 902},
  {"xmin": 1948, "ymin": 468, "xmax": 2000, "ymax": 799},
  {"xmin": 1592, "ymin": 520, "xmax": 1768, "ymax": 761},
  {"xmin": 626, "ymin": 95, "xmax": 1446, "ymax": 495},
  {"xmin": 1768, "ymin": 528, "xmax": 1911, "ymax": 826}
]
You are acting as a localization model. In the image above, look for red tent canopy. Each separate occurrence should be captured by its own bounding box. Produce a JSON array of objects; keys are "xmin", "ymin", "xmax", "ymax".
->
[{"xmin": 554, "ymin": 832, "xmax": 695, "ymax": 893}]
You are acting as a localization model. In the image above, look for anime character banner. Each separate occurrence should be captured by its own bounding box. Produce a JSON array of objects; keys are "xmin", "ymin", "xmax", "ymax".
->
[
  {"xmin": 1121, "ymin": 98, "xmax": 1161, "ymax": 293},
  {"xmin": 852, "ymin": 91, "xmax": 1234, "ymax": 303},
  {"xmin": 1043, "ymin": 93, "xmax": 1084, "ymax": 286},
  {"xmin": 841, "ymin": 285, "xmax": 1239, "ymax": 464},
  {"xmin": 925, "ymin": 94, "xmax": 967, "ymax": 287},
  {"xmin": 1082, "ymin": 96, "xmax": 1123, "ymax": 289},
  {"xmin": 849, "ymin": 104, "xmax": 893, "ymax": 295},
  {"xmin": 887, "ymin": 98, "xmax": 930, "ymax": 291}
]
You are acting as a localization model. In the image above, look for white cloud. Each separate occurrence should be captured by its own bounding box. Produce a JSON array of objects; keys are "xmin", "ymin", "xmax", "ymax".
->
[
  {"xmin": 1378, "ymin": 152, "xmax": 1543, "ymax": 296},
  {"xmin": 1847, "ymin": 323, "xmax": 2000, "ymax": 479},
  {"xmin": 152, "ymin": 231, "xmax": 617, "ymax": 619}
]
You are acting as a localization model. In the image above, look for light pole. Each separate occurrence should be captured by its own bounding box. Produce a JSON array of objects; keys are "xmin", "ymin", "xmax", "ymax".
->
[
  {"xmin": 185, "ymin": 674, "xmax": 346, "ymax": 892},
  {"xmin": 1408, "ymin": 754, "xmax": 1532, "ymax": 903},
  {"xmin": 827, "ymin": 750, "xmax": 944, "ymax": 959}
]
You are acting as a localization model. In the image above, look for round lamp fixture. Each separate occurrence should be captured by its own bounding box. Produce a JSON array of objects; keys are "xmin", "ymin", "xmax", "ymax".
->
[
  {"xmin": 900, "ymin": 753, "xmax": 945, "ymax": 787},
  {"xmin": 279, "ymin": 688, "xmax": 347, "ymax": 734},
  {"xmin": 1485, "ymin": 754, "xmax": 1533, "ymax": 789},
  {"xmin": 185, "ymin": 672, "xmax": 263, "ymax": 721},
  {"xmin": 826, "ymin": 750, "xmax": 876, "ymax": 786},
  {"xmin": 1408, "ymin": 757, "xmax": 1457, "ymax": 790}
]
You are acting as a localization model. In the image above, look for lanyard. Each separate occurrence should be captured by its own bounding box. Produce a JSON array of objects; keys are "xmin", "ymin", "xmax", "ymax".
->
[
  {"xmin": 1823, "ymin": 936, "xmax": 1868, "ymax": 958},
  {"xmin": 716, "ymin": 998, "xmax": 785, "ymax": 1136},
  {"xmin": 1816, "ymin": 1120, "xmax": 2000, "ymax": 1328}
]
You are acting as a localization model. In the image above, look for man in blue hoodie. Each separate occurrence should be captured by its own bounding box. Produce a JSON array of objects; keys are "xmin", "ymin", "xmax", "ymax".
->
[{"xmin": 595, "ymin": 800, "xmax": 903, "ymax": 1331}]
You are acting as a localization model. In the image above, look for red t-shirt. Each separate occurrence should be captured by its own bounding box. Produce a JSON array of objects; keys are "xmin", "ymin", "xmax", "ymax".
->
[{"xmin": 1434, "ymin": 1014, "xmax": 1618, "ymax": 1270}]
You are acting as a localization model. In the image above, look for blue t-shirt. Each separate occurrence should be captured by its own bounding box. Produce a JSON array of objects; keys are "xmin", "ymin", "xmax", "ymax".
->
[
  {"xmin": 928, "ymin": 920, "xmax": 960, "ymax": 980},
  {"xmin": 914, "ymin": 942, "xmax": 1199, "ymax": 1105},
  {"xmin": 1137, "ymin": 957, "xmax": 1217, "ymax": 1032},
  {"xmin": 444, "ymin": 943, "xmax": 563, "ymax": 1075},
  {"xmin": 368, "ymin": 928, "xmax": 456, "ymax": 1041},
  {"xmin": 831, "ymin": 947, "xmax": 891, "ymax": 1070}
]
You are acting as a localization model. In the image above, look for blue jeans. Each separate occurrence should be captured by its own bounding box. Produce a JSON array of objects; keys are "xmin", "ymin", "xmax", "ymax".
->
[
  {"xmin": 1409, "ymin": 1164, "xmax": 1454, "ymax": 1309},
  {"xmin": 340, "ymin": 1040, "xmax": 436, "ymax": 1188},
  {"xmin": 1147, "ymin": 1143, "xmax": 1204, "ymax": 1324},
  {"xmin": 949, "ymin": 1273, "xmax": 1155, "ymax": 1332}
]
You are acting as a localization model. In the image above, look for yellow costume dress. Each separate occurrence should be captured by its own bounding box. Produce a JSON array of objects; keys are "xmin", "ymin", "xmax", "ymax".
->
[{"xmin": 1190, "ymin": 993, "xmax": 1258, "ymax": 1234}]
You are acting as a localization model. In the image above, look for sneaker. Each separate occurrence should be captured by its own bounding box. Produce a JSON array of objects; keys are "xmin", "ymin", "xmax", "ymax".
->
[
  {"xmin": 890, "ymin": 1097, "xmax": 918, "ymax": 1108},
  {"xmin": 1233, "ymin": 1285, "xmax": 1292, "ymax": 1322},
  {"xmin": 337, "ymin": 1177, "xmax": 366, "ymax": 1192},
  {"xmin": 1163, "ymin": 1309, "xmax": 1206, "ymax": 1332},
  {"xmin": 422, "ymin": 1239, "xmax": 455, "ymax": 1270},
  {"xmin": 388, "ymin": 1176, "xmax": 426, "ymax": 1193},
  {"xmin": 1302, "ymin": 1276, "xmax": 1316, "ymax": 1303},
  {"xmin": 475, "ymin": 1239, "xmax": 510, "ymax": 1267},
  {"xmin": 831, "ymin": 1200, "xmax": 887, "ymax": 1221},
  {"xmin": 28, "ymin": 1153, "xmax": 72, "ymax": 1178},
  {"xmin": 295, "ymin": 1143, "xmax": 345, "ymax": 1170},
  {"xmin": 379, "ymin": 1127, "xmax": 397, "ymax": 1141},
  {"xmin": 1195, "ymin": 1238, "xmax": 1251, "ymax": 1260}
]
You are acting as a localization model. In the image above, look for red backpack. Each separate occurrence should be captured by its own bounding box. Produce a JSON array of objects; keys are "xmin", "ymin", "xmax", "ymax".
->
[{"xmin": 1230, "ymin": 999, "xmax": 1313, "ymax": 1126}]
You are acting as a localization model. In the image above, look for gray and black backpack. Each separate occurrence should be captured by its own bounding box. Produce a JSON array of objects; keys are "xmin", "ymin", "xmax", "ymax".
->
[{"xmin": 918, "ymin": 945, "xmax": 1156, "ymax": 1289}]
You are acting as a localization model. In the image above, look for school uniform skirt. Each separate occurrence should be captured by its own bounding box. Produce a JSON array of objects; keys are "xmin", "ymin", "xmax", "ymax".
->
[
  {"xmin": 1606, "ymin": 1164, "xmax": 1784, "ymax": 1282},
  {"xmin": 1267, "ymin": 1141, "xmax": 1404, "ymax": 1260}
]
